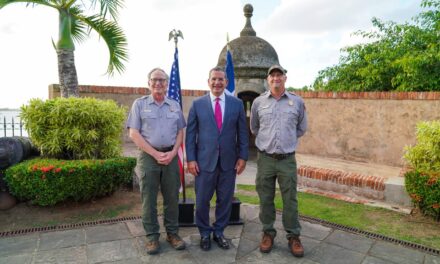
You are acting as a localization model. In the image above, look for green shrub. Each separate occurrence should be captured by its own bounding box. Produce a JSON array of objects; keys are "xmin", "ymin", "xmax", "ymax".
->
[
  {"xmin": 4, "ymin": 157, "xmax": 136, "ymax": 206},
  {"xmin": 404, "ymin": 120, "xmax": 440, "ymax": 172},
  {"xmin": 20, "ymin": 97, "xmax": 127, "ymax": 160},
  {"xmin": 405, "ymin": 171, "xmax": 440, "ymax": 221},
  {"xmin": 404, "ymin": 120, "xmax": 440, "ymax": 221}
]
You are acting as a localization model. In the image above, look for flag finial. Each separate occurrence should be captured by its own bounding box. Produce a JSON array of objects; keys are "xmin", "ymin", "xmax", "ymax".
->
[{"xmin": 169, "ymin": 29, "xmax": 184, "ymax": 48}]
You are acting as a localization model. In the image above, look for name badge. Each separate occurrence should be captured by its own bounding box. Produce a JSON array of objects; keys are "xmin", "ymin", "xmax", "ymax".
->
[{"xmin": 142, "ymin": 109, "xmax": 152, "ymax": 113}]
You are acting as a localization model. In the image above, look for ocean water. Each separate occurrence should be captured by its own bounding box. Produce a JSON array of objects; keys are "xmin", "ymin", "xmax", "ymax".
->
[{"xmin": 0, "ymin": 109, "xmax": 28, "ymax": 137}]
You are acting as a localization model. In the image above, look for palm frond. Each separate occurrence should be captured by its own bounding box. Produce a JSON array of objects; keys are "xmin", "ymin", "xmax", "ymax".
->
[
  {"xmin": 90, "ymin": 0, "xmax": 123, "ymax": 20},
  {"xmin": 80, "ymin": 14, "xmax": 128, "ymax": 75},
  {"xmin": 69, "ymin": 5, "xmax": 88, "ymax": 43}
]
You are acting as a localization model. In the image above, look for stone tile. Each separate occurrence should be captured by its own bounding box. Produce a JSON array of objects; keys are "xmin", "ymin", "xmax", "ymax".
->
[
  {"xmin": 369, "ymin": 241, "xmax": 425, "ymax": 264},
  {"xmin": 186, "ymin": 238, "xmax": 238, "ymax": 264},
  {"xmin": 362, "ymin": 256, "xmax": 396, "ymax": 264},
  {"xmin": 99, "ymin": 258, "xmax": 143, "ymax": 264},
  {"xmin": 425, "ymin": 254, "xmax": 440, "ymax": 264},
  {"xmin": 0, "ymin": 253, "xmax": 32, "ymax": 264},
  {"xmin": 33, "ymin": 246, "xmax": 86, "ymax": 264},
  {"xmin": 178, "ymin": 226, "xmax": 199, "ymax": 238},
  {"xmin": 0, "ymin": 234, "xmax": 38, "ymax": 256},
  {"xmin": 39, "ymin": 229, "xmax": 85, "ymax": 250},
  {"xmin": 224, "ymin": 224, "xmax": 243, "ymax": 239},
  {"xmin": 85, "ymin": 223, "xmax": 132, "ymax": 244},
  {"xmin": 300, "ymin": 220, "xmax": 332, "ymax": 241},
  {"xmin": 153, "ymin": 249, "xmax": 197, "ymax": 264},
  {"xmin": 308, "ymin": 242, "xmax": 365, "ymax": 264},
  {"xmin": 87, "ymin": 238, "xmax": 139, "ymax": 263},
  {"xmin": 324, "ymin": 230, "xmax": 374, "ymax": 254},
  {"xmin": 235, "ymin": 246, "xmax": 295, "ymax": 264},
  {"xmin": 125, "ymin": 220, "xmax": 146, "ymax": 237},
  {"xmin": 236, "ymin": 237, "xmax": 259, "ymax": 259},
  {"xmin": 241, "ymin": 221, "xmax": 262, "ymax": 242}
]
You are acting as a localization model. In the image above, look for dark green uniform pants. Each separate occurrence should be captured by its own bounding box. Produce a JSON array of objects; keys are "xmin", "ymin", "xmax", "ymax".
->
[
  {"xmin": 256, "ymin": 152, "xmax": 301, "ymax": 239},
  {"xmin": 138, "ymin": 152, "xmax": 180, "ymax": 242}
]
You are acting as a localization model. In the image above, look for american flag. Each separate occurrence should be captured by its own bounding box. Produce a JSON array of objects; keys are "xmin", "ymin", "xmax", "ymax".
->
[
  {"xmin": 168, "ymin": 47, "xmax": 182, "ymax": 107},
  {"xmin": 168, "ymin": 47, "xmax": 185, "ymax": 197}
]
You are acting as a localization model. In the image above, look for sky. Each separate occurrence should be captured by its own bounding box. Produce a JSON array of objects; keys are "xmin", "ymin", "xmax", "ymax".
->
[{"xmin": 0, "ymin": 0, "xmax": 423, "ymax": 109}]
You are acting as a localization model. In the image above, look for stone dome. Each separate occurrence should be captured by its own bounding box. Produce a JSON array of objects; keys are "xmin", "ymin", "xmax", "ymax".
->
[{"xmin": 217, "ymin": 4, "xmax": 280, "ymax": 79}]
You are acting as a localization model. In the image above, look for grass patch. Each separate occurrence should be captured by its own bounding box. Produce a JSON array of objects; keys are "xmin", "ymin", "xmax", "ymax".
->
[{"xmin": 231, "ymin": 184, "xmax": 440, "ymax": 249}]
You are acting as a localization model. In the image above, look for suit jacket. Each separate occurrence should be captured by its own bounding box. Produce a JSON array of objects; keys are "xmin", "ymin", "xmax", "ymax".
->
[{"xmin": 186, "ymin": 93, "xmax": 249, "ymax": 172}]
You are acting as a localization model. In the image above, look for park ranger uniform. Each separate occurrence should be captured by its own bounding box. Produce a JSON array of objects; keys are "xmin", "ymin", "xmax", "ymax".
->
[
  {"xmin": 126, "ymin": 95, "xmax": 186, "ymax": 242},
  {"xmin": 250, "ymin": 90, "xmax": 307, "ymax": 239}
]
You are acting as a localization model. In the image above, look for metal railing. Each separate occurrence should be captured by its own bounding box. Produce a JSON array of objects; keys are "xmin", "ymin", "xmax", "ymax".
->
[{"xmin": 0, "ymin": 116, "xmax": 26, "ymax": 137}]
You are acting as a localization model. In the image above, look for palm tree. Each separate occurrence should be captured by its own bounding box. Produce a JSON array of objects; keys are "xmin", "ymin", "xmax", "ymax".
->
[{"xmin": 0, "ymin": 0, "xmax": 128, "ymax": 97}]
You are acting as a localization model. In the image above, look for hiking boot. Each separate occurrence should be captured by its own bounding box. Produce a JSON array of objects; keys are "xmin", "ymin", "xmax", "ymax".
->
[
  {"xmin": 145, "ymin": 240, "xmax": 160, "ymax": 255},
  {"xmin": 166, "ymin": 233, "xmax": 186, "ymax": 250},
  {"xmin": 288, "ymin": 236, "xmax": 304, "ymax": 257},
  {"xmin": 259, "ymin": 232, "xmax": 274, "ymax": 253}
]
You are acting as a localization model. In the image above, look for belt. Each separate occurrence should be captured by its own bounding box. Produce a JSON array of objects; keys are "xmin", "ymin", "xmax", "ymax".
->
[
  {"xmin": 154, "ymin": 146, "xmax": 174, "ymax": 152},
  {"xmin": 259, "ymin": 150, "xmax": 295, "ymax": 160}
]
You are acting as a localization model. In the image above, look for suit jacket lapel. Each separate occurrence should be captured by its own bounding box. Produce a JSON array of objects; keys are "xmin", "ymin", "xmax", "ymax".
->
[
  {"xmin": 222, "ymin": 94, "xmax": 232, "ymax": 132},
  {"xmin": 202, "ymin": 94, "xmax": 218, "ymax": 132}
]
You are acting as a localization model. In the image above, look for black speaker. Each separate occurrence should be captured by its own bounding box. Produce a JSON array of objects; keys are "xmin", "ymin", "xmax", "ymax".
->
[
  {"xmin": 178, "ymin": 198, "xmax": 196, "ymax": 227},
  {"xmin": 229, "ymin": 197, "xmax": 243, "ymax": 225}
]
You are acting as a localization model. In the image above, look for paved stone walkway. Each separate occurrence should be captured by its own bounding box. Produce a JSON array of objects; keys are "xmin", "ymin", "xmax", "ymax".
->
[{"xmin": 0, "ymin": 205, "xmax": 439, "ymax": 264}]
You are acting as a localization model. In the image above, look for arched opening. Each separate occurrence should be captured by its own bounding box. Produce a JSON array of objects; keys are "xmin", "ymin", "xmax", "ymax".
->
[{"xmin": 238, "ymin": 91, "xmax": 260, "ymax": 160}]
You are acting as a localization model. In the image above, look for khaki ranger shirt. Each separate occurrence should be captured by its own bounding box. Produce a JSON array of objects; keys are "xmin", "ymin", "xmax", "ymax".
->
[
  {"xmin": 250, "ymin": 91, "xmax": 307, "ymax": 154},
  {"xmin": 126, "ymin": 95, "xmax": 186, "ymax": 149}
]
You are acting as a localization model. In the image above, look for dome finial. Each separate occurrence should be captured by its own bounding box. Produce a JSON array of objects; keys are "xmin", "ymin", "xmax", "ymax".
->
[{"xmin": 240, "ymin": 4, "xmax": 256, "ymax": 37}]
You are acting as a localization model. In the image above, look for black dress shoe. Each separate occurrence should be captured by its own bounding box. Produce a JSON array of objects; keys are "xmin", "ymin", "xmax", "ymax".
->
[
  {"xmin": 213, "ymin": 235, "xmax": 230, "ymax": 249},
  {"xmin": 200, "ymin": 236, "xmax": 211, "ymax": 251}
]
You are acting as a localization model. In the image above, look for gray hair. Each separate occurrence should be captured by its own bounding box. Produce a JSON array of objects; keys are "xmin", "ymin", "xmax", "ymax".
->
[
  {"xmin": 208, "ymin": 66, "xmax": 228, "ymax": 80},
  {"xmin": 148, "ymin": 68, "xmax": 170, "ymax": 81}
]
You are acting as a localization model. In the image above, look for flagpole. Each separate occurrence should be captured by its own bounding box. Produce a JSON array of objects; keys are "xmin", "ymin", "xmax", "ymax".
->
[{"xmin": 168, "ymin": 29, "xmax": 187, "ymax": 202}]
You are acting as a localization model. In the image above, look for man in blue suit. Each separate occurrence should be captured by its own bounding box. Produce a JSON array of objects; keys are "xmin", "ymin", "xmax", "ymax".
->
[{"xmin": 186, "ymin": 66, "xmax": 249, "ymax": 251}]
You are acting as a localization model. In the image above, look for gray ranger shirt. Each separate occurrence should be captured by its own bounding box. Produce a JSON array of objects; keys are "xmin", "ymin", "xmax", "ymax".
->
[
  {"xmin": 250, "ymin": 91, "xmax": 307, "ymax": 154},
  {"xmin": 126, "ymin": 95, "xmax": 186, "ymax": 148}
]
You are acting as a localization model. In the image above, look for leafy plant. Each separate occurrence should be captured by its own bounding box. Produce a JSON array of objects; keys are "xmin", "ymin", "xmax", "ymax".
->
[
  {"xmin": 4, "ymin": 157, "xmax": 136, "ymax": 206},
  {"xmin": 405, "ymin": 171, "xmax": 440, "ymax": 221},
  {"xmin": 404, "ymin": 120, "xmax": 440, "ymax": 221},
  {"xmin": 404, "ymin": 121, "xmax": 440, "ymax": 172},
  {"xmin": 20, "ymin": 97, "xmax": 126, "ymax": 160}
]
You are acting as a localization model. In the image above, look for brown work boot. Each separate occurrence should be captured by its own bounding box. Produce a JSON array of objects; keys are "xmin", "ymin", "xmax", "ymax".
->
[
  {"xmin": 288, "ymin": 236, "xmax": 304, "ymax": 257},
  {"xmin": 145, "ymin": 240, "xmax": 160, "ymax": 255},
  {"xmin": 166, "ymin": 233, "xmax": 186, "ymax": 250},
  {"xmin": 259, "ymin": 232, "xmax": 274, "ymax": 253}
]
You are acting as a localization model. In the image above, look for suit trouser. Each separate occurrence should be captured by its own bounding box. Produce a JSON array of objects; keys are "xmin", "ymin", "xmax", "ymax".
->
[
  {"xmin": 256, "ymin": 152, "xmax": 301, "ymax": 239},
  {"xmin": 138, "ymin": 152, "xmax": 180, "ymax": 242},
  {"xmin": 195, "ymin": 165, "xmax": 236, "ymax": 237}
]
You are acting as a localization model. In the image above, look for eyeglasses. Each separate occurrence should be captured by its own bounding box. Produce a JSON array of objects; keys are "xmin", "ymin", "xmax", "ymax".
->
[{"xmin": 150, "ymin": 78, "xmax": 167, "ymax": 84}]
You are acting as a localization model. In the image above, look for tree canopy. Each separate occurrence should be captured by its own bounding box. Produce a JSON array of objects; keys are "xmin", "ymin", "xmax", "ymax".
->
[{"xmin": 313, "ymin": 0, "xmax": 440, "ymax": 92}]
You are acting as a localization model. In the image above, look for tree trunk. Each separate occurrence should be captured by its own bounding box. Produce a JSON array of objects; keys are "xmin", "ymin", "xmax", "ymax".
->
[{"xmin": 57, "ymin": 49, "xmax": 79, "ymax": 97}]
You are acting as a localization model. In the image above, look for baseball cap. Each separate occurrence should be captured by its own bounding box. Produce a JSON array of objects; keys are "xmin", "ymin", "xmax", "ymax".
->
[{"xmin": 267, "ymin": 65, "xmax": 287, "ymax": 75}]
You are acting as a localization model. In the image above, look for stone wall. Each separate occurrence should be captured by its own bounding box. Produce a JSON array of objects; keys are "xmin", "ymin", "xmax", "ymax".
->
[
  {"xmin": 48, "ymin": 85, "xmax": 440, "ymax": 166},
  {"xmin": 295, "ymin": 91, "xmax": 440, "ymax": 166}
]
